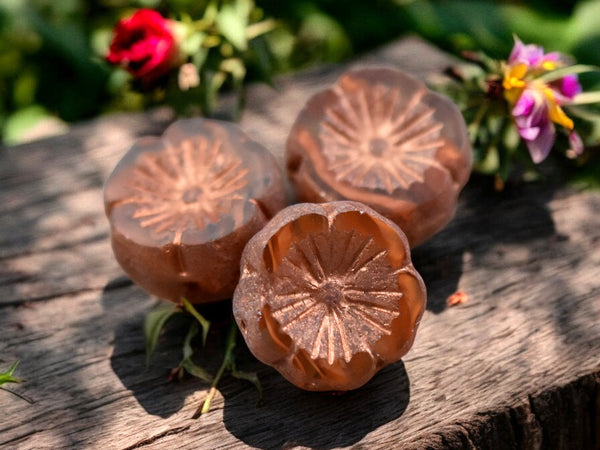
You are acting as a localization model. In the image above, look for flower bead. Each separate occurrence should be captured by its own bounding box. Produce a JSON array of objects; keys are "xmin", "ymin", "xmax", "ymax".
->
[{"xmin": 233, "ymin": 201, "xmax": 426, "ymax": 391}]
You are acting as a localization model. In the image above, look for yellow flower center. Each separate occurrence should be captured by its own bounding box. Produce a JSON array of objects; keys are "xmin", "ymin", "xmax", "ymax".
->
[
  {"xmin": 502, "ymin": 60, "xmax": 575, "ymax": 131},
  {"xmin": 503, "ymin": 63, "xmax": 529, "ymax": 104}
]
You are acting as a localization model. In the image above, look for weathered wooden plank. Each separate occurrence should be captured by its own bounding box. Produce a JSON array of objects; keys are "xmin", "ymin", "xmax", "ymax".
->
[{"xmin": 1, "ymin": 36, "xmax": 599, "ymax": 449}]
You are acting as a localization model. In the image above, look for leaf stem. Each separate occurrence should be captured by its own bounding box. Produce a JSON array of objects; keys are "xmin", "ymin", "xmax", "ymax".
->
[
  {"xmin": 567, "ymin": 91, "xmax": 600, "ymax": 106},
  {"xmin": 468, "ymin": 101, "xmax": 489, "ymax": 143},
  {"xmin": 0, "ymin": 386, "xmax": 34, "ymax": 404},
  {"xmin": 194, "ymin": 321, "xmax": 238, "ymax": 418},
  {"xmin": 181, "ymin": 298, "xmax": 211, "ymax": 346},
  {"xmin": 537, "ymin": 64, "xmax": 600, "ymax": 83}
]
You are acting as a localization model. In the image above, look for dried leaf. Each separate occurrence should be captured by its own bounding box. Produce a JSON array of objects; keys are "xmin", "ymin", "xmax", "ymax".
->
[{"xmin": 447, "ymin": 291, "xmax": 469, "ymax": 306}]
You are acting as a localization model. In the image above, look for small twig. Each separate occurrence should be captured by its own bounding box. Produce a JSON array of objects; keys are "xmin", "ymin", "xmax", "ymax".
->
[{"xmin": 0, "ymin": 386, "xmax": 34, "ymax": 404}]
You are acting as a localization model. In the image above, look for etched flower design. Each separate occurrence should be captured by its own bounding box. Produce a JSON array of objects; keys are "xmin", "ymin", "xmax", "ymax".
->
[
  {"xmin": 105, "ymin": 118, "xmax": 286, "ymax": 304},
  {"xmin": 233, "ymin": 202, "xmax": 427, "ymax": 390},
  {"xmin": 268, "ymin": 228, "xmax": 407, "ymax": 364},
  {"xmin": 319, "ymin": 83, "xmax": 444, "ymax": 193},
  {"xmin": 122, "ymin": 137, "xmax": 248, "ymax": 244}
]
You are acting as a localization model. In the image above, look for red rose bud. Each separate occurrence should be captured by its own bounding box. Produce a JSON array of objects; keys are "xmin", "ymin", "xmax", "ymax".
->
[{"xmin": 107, "ymin": 9, "xmax": 180, "ymax": 85}]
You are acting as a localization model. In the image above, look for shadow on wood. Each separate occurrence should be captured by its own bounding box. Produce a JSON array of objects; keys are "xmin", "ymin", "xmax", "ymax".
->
[
  {"xmin": 103, "ymin": 276, "xmax": 411, "ymax": 448},
  {"xmin": 103, "ymin": 280, "xmax": 209, "ymax": 419},
  {"xmin": 413, "ymin": 174, "xmax": 557, "ymax": 314},
  {"xmin": 221, "ymin": 360, "xmax": 410, "ymax": 449}
]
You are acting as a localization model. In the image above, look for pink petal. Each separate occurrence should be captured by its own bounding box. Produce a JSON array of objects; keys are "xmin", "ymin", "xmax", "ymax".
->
[
  {"xmin": 526, "ymin": 121, "xmax": 556, "ymax": 163},
  {"xmin": 560, "ymin": 74, "xmax": 582, "ymax": 100},
  {"xmin": 518, "ymin": 125, "xmax": 540, "ymax": 141},
  {"xmin": 512, "ymin": 91, "xmax": 536, "ymax": 116},
  {"xmin": 569, "ymin": 131, "xmax": 584, "ymax": 155}
]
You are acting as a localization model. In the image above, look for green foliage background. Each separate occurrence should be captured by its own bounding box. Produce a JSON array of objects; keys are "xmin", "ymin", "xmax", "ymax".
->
[{"xmin": 1, "ymin": 0, "xmax": 599, "ymax": 145}]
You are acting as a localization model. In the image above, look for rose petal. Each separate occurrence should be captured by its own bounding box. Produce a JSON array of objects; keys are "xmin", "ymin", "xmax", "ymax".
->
[{"xmin": 106, "ymin": 9, "xmax": 179, "ymax": 83}]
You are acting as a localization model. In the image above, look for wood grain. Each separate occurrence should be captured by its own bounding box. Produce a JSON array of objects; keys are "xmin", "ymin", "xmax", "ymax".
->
[{"xmin": 1, "ymin": 36, "xmax": 599, "ymax": 449}]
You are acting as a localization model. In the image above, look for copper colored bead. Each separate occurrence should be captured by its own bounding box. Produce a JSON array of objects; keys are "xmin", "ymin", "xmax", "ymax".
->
[
  {"xmin": 104, "ymin": 118, "xmax": 286, "ymax": 304},
  {"xmin": 286, "ymin": 68, "xmax": 472, "ymax": 247},
  {"xmin": 233, "ymin": 201, "xmax": 426, "ymax": 391}
]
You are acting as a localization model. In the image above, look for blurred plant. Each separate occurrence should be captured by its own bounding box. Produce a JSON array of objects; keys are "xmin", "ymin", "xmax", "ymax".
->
[
  {"xmin": 435, "ymin": 36, "xmax": 600, "ymax": 186},
  {"xmin": 106, "ymin": 9, "xmax": 181, "ymax": 86},
  {"xmin": 145, "ymin": 298, "xmax": 261, "ymax": 417},
  {"xmin": 104, "ymin": 1, "xmax": 278, "ymax": 118},
  {"xmin": 0, "ymin": 360, "xmax": 32, "ymax": 403},
  {"xmin": 5, "ymin": 0, "xmax": 599, "ymax": 147},
  {"xmin": 0, "ymin": 0, "xmax": 108, "ymax": 144},
  {"xmin": 0, "ymin": 361, "xmax": 23, "ymax": 386}
]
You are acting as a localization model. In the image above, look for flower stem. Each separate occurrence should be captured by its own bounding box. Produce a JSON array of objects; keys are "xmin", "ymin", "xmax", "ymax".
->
[
  {"xmin": 193, "ymin": 320, "xmax": 238, "ymax": 418},
  {"xmin": 468, "ymin": 101, "xmax": 489, "ymax": 142}
]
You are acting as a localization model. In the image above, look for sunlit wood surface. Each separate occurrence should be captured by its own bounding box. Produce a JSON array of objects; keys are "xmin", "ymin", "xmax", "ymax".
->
[{"xmin": 1, "ymin": 37, "xmax": 599, "ymax": 449}]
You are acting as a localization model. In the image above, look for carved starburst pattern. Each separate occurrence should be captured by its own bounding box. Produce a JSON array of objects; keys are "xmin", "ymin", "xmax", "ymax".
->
[
  {"xmin": 122, "ymin": 137, "xmax": 248, "ymax": 245},
  {"xmin": 319, "ymin": 83, "xmax": 445, "ymax": 193},
  {"xmin": 268, "ymin": 228, "xmax": 406, "ymax": 365}
]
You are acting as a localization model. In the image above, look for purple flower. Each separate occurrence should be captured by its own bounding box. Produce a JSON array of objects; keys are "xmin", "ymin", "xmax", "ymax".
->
[
  {"xmin": 508, "ymin": 39, "xmax": 545, "ymax": 66},
  {"xmin": 512, "ymin": 89, "xmax": 556, "ymax": 163},
  {"xmin": 569, "ymin": 131, "xmax": 584, "ymax": 156},
  {"xmin": 553, "ymin": 74, "xmax": 582, "ymax": 101},
  {"xmin": 508, "ymin": 37, "xmax": 563, "ymax": 71},
  {"xmin": 504, "ymin": 37, "xmax": 588, "ymax": 164}
]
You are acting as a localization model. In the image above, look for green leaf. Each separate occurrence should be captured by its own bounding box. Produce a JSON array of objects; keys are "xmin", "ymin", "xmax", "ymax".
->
[
  {"xmin": 144, "ymin": 303, "xmax": 180, "ymax": 366},
  {"xmin": 181, "ymin": 298, "xmax": 210, "ymax": 347},
  {"xmin": 215, "ymin": 0, "xmax": 251, "ymax": 51},
  {"xmin": 537, "ymin": 65, "xmax": 600, "ymax": 83},
  {"xmin": 203, "ymin": 0, "xmax": 219, "ymax": 24},
  {"xmin": 181, "ymin": 31, "xmax": 206, "ymax": 57},
  {"xmin": 192, "ymin": 47, "xmax": 209, "ymax": 70},
  {"xmin": 220, "ymin": 58, "xmax": 246, "ymax": 82},
  {"xmin": 231, "ymin": 368, "xmax": 263, "ymax": 402},
  {"xmin": 181, "ymin": 358, "xmax": 213, "ymax": 383},
  {"xmin": 245, "ymin": 19, "xmax": 278, "ymax": 41},
  {"xmin": 568, "ymin": 91, "xmax": 600, "ymax": 106},
  {"xmin": 193, "ymin": 320, "xmax": 261, "ymax": 417},
  {"xmin": 249, "ymin": 38, "xmax": 274, "ymax": 86},
  {"xmin": 182, "ymin": 321, "xmax": 198, "ymax": 361},
  {"xmin": 3, "ymin": 105, "xmax": 65, "ymax": 145},
  {"xmin": 0, "ymin": 361, "xmax": 23, "ymax": 385},
  {"xmin": 567, "ymin": 105, "xmax": 600, "ymax": 122}
]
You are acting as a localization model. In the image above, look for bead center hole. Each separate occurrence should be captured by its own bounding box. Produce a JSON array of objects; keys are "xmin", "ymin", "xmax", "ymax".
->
[
  {"xmin": 182, "ymin": 187, "xmax": 204, "ymax": 204},
  {"xmin": 319, "ymin": 280, "xmax": 344, "ymax": 305},
  {"xmin": 368, "ymin": 138, "xmax": 388, "ymax": 157}
]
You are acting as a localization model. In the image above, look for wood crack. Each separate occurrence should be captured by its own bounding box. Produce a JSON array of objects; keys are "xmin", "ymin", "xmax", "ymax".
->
[{"xmin": 122, "ymin": 425, "xmax": 192, "ymax": 450}]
